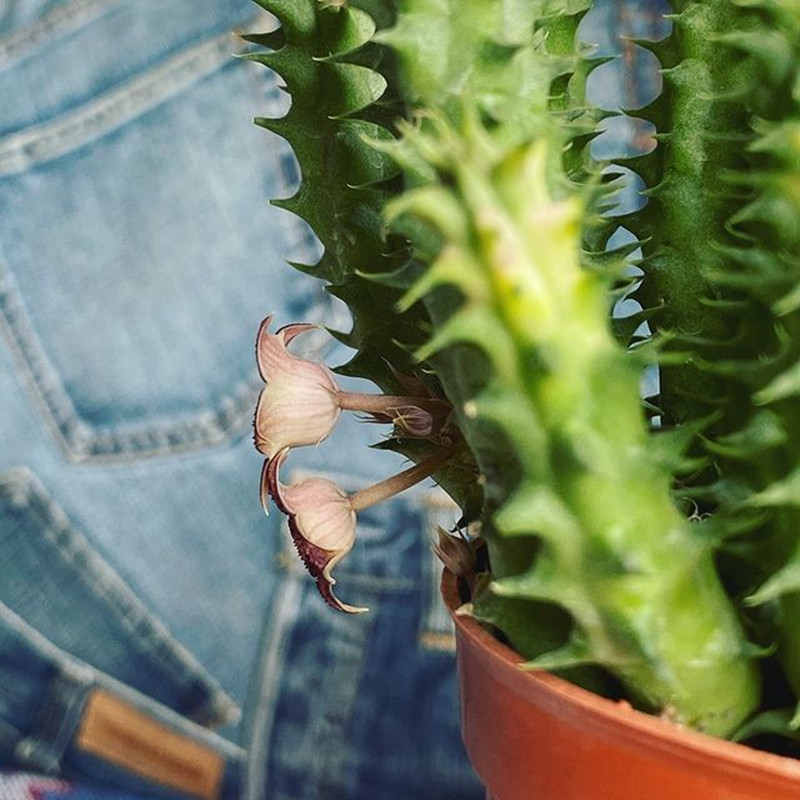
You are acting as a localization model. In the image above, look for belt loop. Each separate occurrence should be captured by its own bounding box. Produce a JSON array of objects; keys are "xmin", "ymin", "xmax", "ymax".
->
[{"xmin": 14, "ymin": 661, "xmax": 94, "ymax": 775}]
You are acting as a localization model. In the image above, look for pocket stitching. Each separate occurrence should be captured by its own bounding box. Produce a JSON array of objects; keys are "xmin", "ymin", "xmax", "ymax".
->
[
  {"xmin": 0, "ymin": 257, "xmax": 267, "ymax": 461},
  {"xmin": 0, "ymin": 466, "xmax": 239, "ymax": 725},
  {"xmin": 0, "ymin": 0, "xmax": 119, "ymax": 72},
  {"xmin": 0, "ymin": 53, "xmax": 330, "ymax": 461},
  {"xmin": 0, "ymin": 29, "xmax": 245, "ymax": 176}
]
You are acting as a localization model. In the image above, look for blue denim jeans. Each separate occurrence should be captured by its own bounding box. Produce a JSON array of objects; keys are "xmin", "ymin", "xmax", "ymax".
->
[
  {"xmin": 0, "ymin": 593, "xmax": 244, "ymax": 799},
  {"xmin": 0, "ymin": 1, "xmax": 483, "ymax": 797}
]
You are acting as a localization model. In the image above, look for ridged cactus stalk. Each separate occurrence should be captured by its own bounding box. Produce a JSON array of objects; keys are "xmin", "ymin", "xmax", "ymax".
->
[
  {"xmin": 243, "ymin": 0, "xmax": 800, "ymax": 743},
  {"xmin": 625, "ymin": 0, "xmax": 758, "ymax": 429},
  {"xmin": 700, "ymin": 0, "xmax": 800, "ymax": 717},
  {"xmin": 625, "ymin": 0, "xmax": 800, "ymax": 730},
  {"xmin": 391, "ymin": 115, "xmax": 759, "ymax": 736}
]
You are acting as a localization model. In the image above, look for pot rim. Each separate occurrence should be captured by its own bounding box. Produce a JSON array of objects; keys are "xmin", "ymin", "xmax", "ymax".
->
[{"xmin": 441, "ymin": 569, "xmax": 800, "ymax": 785}]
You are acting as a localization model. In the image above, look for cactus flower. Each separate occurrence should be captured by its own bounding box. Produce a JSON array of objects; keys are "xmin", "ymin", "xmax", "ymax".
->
[
  {"xmin": 264, "ymin": 446, "xmax": 457, "ymax": 613},
  {"xmin": 246, "ymin": 0, "xmax": 800, "ymax": 747},
  {"xmin": 255, "ymin": 317, "xmax": 451, "ymax": 459},
  {"xmin": 254, "ymin": 317, "xmax": 341, "ymax": 458},
  {"xmin": 264, "ymin": 449, "xmax": 364, "ymax": 614}
]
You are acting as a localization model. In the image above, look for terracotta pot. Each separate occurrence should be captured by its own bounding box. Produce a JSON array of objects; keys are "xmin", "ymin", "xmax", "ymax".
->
[{"xmin": 441, "ymin": 570, "xmax": 800, "ymax": 800}]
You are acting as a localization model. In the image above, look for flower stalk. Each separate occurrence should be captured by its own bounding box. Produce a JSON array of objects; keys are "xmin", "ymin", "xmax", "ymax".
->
[
  {"xmin": 348, "ymin": 448, "xmax": 455, "ymax": 511},
  {"xmin": 338, "ymin": 392, "xmax": 450, "ymax": 438}
]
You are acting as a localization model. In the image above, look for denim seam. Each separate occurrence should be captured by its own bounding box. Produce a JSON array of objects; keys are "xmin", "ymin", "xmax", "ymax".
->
[
  {"xmin": 0, "ymin": 466, "xmax": 239, "ymax": 726},
  {"xmin": 0, "ymin": 249, "xmax": 335, "ymax": 461},
  {"xmin": 0, "ymin": 237, "xmax": 322, "ymax": 465},
  {"xmin": 0, "ymin": 54, "xmax": 327, "ymax": 462},
  {"xmin": 313, "ymin": 601, "xmax": 376, "ymax": 800},
  {"xmin": 0, "ymin": 599, "xmax": 246, "ymax": 762},
  {"xmin": 14, "ymin": 662, "xmax": 93, "ymax": 776},
  {"xmin": 0, "ymin": 0, "xmax": 119, "ymax": 72},
  {"xmin": 0, "ymin": 30, "xmax": 247, "ymax": 175},
  {"xmin": 243, "ymin": 572, "xmax": 378, "ymax": 800},
  {"xmin": 0, "ymin": 259, "xmax": 86, "ymax": 458},
  {"xmin": 243, "ymin": 575, "xmax": 303, "ymax": 800}
]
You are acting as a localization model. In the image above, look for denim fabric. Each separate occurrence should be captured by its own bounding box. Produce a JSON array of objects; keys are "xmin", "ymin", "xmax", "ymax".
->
[
  {"xmin": 0, "ymin": 1, "xmax": 484, "ymax": 798},
  {"xmin": 0, "ymin": 0, "xmax": 312, "ymax": 738},
  {"xmin": 0, "ymin": 467, "xmax": 237, "ymax": 727},
  {"xmin": 244, "ymin": 467, "xmax": 474, "ymax": 800},
  {"xmin": 0, "ymin": 598, "xmax": 244, "ymax": 799}
]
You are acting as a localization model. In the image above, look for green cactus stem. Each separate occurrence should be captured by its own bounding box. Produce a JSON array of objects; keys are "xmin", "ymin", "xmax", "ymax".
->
[
  {"xmin": 243, "ymin": 0, "xmax": 423, "ymax": 388},
  {"xmin": 622, "ymin": 0, "xmax": 800, "ymax": 721},
  {"xmin": 701, "ymin": 0, "xmax": 800, "ymax": 711},
  {"xmin": 625, "ymin": 0, "xmax": 759, "ymax": 433},
  {"xmin": 245, "ymin": 0, "xmax": 482, "ymax": 509},
  {"xmin": 387, "ymin": 111, "xmax": 759, "ymax": 736},
  {"xmin": 246, "ymin": 0, "xmax": 765, "ymax": 738},
  {"xmin": 372, "ymin": 0, "xmax": 630, "ymax": 679}
]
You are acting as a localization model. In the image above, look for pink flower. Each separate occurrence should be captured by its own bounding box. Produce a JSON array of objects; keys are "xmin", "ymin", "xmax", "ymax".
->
[
  {"xmin": 261, "ymin": 446, "xmax": 458, "ymax": 614},
  {"xmin": 254, "ymin": 317, "xmax": 452, "ymax": 459},
  {"xmin": 263, "ymin": 449, "xmax": 366, "ymax": 614},
  {"xmin": 253, "ymin": 317, "xmax": 459, "ymax": 613},
  {"xmin": 254, "ymin": 317, "xmax": 341, "ymax": 459}
]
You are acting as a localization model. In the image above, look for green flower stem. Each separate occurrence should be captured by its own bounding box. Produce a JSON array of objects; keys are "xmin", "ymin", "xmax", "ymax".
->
[{"xmin": 245, "ymin": 0, "xmax": 427, "ymax": 390}]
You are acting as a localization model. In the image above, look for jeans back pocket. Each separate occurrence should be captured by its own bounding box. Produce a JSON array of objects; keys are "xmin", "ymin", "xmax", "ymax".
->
[{"xmin": 0, "ymin": 1, "xmax": 332, "ymax": 462}]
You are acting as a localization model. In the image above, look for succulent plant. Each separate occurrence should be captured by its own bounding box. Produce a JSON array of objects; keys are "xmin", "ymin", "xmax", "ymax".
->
[
  {"xmin": 615, "ymin": 0, "xmax": 800, "ymax": 736},
  {"xmin": 246, "ymin": 0, "xmax": 800, "ymax": 744}
]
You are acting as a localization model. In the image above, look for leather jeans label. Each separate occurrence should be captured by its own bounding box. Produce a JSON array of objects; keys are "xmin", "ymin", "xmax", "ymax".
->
[{"xmin": 76, "ymin": 689, "xmax": 224, "ymax": 799}]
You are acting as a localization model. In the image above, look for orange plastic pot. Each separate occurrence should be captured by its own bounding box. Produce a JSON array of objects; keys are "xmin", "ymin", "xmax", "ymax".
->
[{"xmin": 442, "ymin": 571, "xmax": 800, "ymax": 800}]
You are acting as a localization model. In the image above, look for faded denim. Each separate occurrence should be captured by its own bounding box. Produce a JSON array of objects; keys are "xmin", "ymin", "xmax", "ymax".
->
[{"xmin": 0, "ymin": 595, "xmax": 244, "ymax": 798}]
